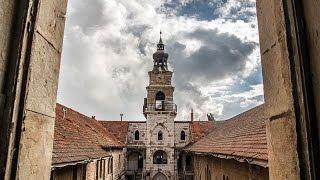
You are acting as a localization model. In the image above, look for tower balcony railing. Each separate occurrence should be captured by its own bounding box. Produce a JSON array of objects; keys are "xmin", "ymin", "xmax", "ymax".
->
[{"xmin": 143, "ymin": 101, "xmax": 177, "ymax": 113}]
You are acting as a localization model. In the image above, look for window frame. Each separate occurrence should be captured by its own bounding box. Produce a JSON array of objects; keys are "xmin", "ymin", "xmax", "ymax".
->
[
  {"xmin": 180, "ymin": 131, "xmax": 186, "ymax": 141},
  {"xmin": 134, "ymin": 130, "xmax": 140, "ymax": 141},
  {"xmin": 158, "ymin": 131, "xmax": 163, "ymax": 141}
]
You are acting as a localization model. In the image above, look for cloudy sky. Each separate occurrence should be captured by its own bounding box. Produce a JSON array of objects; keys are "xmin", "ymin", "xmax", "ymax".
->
[{"xmin": 57, "ymin": 0, "xmax": 264, "ymax": 121}]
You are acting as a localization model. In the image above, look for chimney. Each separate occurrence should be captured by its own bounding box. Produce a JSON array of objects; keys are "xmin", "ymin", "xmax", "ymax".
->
[
  {"xmin": 92, "ymin": 116, "xmax": 95, "ymax": 119},
  {"xmin": 207, "ymin": 113, "xmax": 215, "ymax": 121},
  {"xmin": 120, "ymin": 113, "xmax": 124, "ymax": 121},
  {"xmin": 191, "ymin": 108, "xmax": 194, "ymax": 122},
  {"xmin": 62, "ymin": 108, "xmax": 67, "ymax": 120}
]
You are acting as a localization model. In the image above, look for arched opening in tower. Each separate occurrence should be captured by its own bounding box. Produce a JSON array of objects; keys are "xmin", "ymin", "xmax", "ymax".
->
[
  {"xmin": 153, "ymin": 150, "xmax": 168, "ymax": 164},
  {"xmin": 155, "ymin": 91, "xmax": 165, "ymax": 110}
]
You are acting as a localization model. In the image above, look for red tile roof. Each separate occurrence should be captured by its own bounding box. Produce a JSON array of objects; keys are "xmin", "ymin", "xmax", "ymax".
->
[
  {"xmin": 52, "ymin": 104, "xmax": 124, "ymax": 165},
  {"xmin": 98, "ymin": 121, "xmax": 129, "ymax": 144},
  {"xmin": 185, "ymin": 105, "xmax": 268, "ymax": 164},
  {"xmin": 190, "ymin": 121, "xmax": 219, "ymax": 143}
]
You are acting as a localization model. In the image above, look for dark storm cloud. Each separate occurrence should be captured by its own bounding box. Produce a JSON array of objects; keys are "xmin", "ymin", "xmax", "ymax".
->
[
  {"xmin": 164, "ymin": 28, "xmax": 259, "ymax": 119},
  {"xmin": 158, "ymin": 0, "xmax": 256, "ymax": 22},
  {"xmin": 243, "ymin": 65, "xmax": 262, "ymax": 85},
  {"xmin": 167, "ymin": 28, "xmax": 257, "ymax": 87},
  {"xmin": 249, "ymin": 95, "xmax": 264, "ymax": 102},
  {"xmin": 222, "ymin": 66, "xmax": 263, "ymax": 95},
  {"xmin": 59, "ymin": 0, "xmax": 263, "ymax": 121}
]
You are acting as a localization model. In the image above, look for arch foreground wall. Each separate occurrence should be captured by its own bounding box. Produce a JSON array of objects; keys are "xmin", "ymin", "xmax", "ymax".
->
[
  {"xmin": 0, "ymin": 0, "xmax": 319, "ymax": 179},
  {"xmin": 256, "ymin": 0, "xmax": 319, "ymax": 179},
  {"xmin": 0, "ymin": 0, "xmax": 67, "ymax": 179},
  {"xmin": 152, "ymin": 172, "xmax": 167, "ymax": 180}
]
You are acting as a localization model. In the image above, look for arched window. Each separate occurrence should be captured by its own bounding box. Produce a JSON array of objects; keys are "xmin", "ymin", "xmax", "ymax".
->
[
  {"xmin": 153, "ymin": 150, "xmax": 167, "ymax": 164},
  {"xmin": 155, "ymin": 91, "xmax": 165, "ymax": 100},
  {"xmin": 180, "ymin": 131, "xmax": 186, "ymax": 140},
  {"xmin": 155, "ymin": 91, "xmax": 165, "ymax": 110},
  {"xmin": 134, "ymin": 130, "xmax": 139, "ymax": 140},
  {"xmin": 158, "ymin": 131, "xmax": 163, "ymax": 140}
]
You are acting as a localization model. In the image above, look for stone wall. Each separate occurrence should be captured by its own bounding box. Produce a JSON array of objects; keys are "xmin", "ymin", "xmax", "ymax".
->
[
  {"xmin": 85, "ymin": 150, "xmax": 125, "ymax": 180},
  {"xmin": 146, "ymin": 71, "xmax": 174, "ymax": 104},
  {"xmin": 86, "ymin": 161, "xmax": 96, "ymax": 180},
  {"xmin": 148, "ymin": 71, "xmax": 173, "ymax": 86},
  {"xmin": 193, "ymin": 155, "xmax": 269, "ymax": 180},
  {"xmin": 0, "ymin": 0, "xmax": 67, "ymax": 179},
  {"xmin": 174, "ymin": 122, "xmax": 190, "ymax": 147},
  {"xmin": 0, "ymin": 0, "xmax": 15, "ymax": 91},
  {"xmin": 111, "ymin": 149, "xmax": 126, "ymax": 180},
  {"xmin": 257, "ymin": 0, "xmax": 320, "ymax": 179},
  {"xmin": 127, "ymin": 122, "xmax": 147, "ymax": 146},
  {"xmin": 146, "ymin": 86, "xmax": 174, "ymax": 103},
  {"xmin": 146, "ymin": 113, "xmax": 175, "ymax": 179}
]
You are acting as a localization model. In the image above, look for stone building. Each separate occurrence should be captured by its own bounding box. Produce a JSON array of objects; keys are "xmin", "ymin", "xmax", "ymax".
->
[
  {"xmin": 1, "ymin": 0, "xmax": 319, "ymax": 179},
  {"xmin": 51, "ymin": 104, "xmax": 126, "ymax": 180},
  {"xmin": 99, "ymin": 35, "xmax": 196, "ymax": 180},
  {"xmin": 98, "ymin": 36, "xmax": 269, "ymax": 180},
  {"xmin": 185, "ymin": 105, "xmax": 269, "ymax": 180}
]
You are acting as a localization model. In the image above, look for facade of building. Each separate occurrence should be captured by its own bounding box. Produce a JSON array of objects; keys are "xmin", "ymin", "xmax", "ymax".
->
[
  {"xmin": 50, "ymin": 36, "xmax": 270, "ymax": 180},
  {"xmin": 186, "ymin": 105, "xmax": 269, "ymax": 180},
  {"xmin": 98, "ymin": 36, "xmax": 270, "ymax": 180},
  {"xmin": 100, "ymin": 35, "xmax": 195, "ymax": 180},
  {"xmin": 51, "ymin": 104, "xmax": 126, "ymax": 180}
]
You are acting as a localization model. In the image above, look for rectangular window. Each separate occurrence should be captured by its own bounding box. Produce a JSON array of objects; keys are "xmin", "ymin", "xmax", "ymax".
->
[
  {"xmin": 108, "ymin": 157, "xmax": 113, "ymax": 174},
  {"xmin": 102, "ymin": 159, "xmax": 106, "ymax": 180},
  {"xmin": 72, "ymin": 166, "xmax": 77, "ymax": 180},
  {"xmin": 96, "ymin": 160, "xmax": 99, "ymax": 180},
  {"xmin": 107, "ymin": 158, "xmax": 110, "ymax": 174},
  {"xmin": 99, "ymin": 159, "xmax": 103, "ymax": 178},
  {"xmin": 82, "ymin": 164, "xmax": 87, "ymax": 180}
]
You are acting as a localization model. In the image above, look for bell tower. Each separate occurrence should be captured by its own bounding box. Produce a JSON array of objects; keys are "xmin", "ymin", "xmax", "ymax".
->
[
  {"xmin": 143, "ymin": 32, "xmax": 177, "ymax": 179},
  {"xmin": 143, "ymin": 31, "xmax": 177, "ymax": 117}
]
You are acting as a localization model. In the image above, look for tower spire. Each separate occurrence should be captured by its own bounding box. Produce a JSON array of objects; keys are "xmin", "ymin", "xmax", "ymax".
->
[
  {"xmin": 159, "ymin": 31, "xmax": 163, "ymax": 44},
  {"xmin": 157, "ymin": 31, "xmax": 164, "ymax": 50}
]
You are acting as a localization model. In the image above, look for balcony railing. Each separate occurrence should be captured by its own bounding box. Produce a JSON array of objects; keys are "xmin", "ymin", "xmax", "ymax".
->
[{"xmin": 143, "ymin": 101, "xmax": 177, "ymax": 113}]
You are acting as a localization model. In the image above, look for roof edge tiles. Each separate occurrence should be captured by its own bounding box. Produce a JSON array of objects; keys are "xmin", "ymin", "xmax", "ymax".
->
[
  {"xmin": 52, "ymin": 103, "xmax": 124, "ymax": 165},
  {"xmin": 185, "ymin": 104, "xmax": 268, "ymax": 164}
]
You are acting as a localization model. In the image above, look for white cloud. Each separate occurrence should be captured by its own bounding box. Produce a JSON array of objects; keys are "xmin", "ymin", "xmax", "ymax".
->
[{"xmin": 57, "ymin": 0, "xmax": 263, "ymax": 121}]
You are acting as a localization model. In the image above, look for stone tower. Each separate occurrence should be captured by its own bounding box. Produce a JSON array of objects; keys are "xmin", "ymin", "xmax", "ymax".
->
[{"xmin": 143, "ymin": 32, "xmax": 177, "ymax": 180}]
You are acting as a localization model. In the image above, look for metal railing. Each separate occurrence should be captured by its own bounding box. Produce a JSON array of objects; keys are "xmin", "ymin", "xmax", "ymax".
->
[{"xmin": 143, "ymin": 102, "xmax": 177, "ymax": 113}]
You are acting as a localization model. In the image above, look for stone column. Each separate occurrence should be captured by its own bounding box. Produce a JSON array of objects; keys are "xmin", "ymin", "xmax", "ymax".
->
[
  {"xmin": 257, "ymin": 0, "xmax": 319, "ymax": 179},
  {"xmin": 0, "ymin": 0, "xmax": 67, "ymax": 179}
]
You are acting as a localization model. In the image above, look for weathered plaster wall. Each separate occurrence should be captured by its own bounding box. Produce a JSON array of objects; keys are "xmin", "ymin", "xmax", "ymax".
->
[{"xmin": 193, "ymin": 155, "xmax": 269, "ymax": 180}]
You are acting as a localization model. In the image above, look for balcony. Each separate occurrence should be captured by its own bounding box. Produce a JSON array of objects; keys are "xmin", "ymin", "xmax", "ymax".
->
[{"xmin": 143, "ymin": 101, "xmax": 177, "ymax": 114}]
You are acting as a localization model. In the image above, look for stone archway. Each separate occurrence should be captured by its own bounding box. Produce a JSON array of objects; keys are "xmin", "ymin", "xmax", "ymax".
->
[
  {"xmin": 127, "ymin": 152, "xmax": 143, "ymax": 171},
  {"xmin": 152, "ymin": 172, "xmax": 167, "ymax": 180}
]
